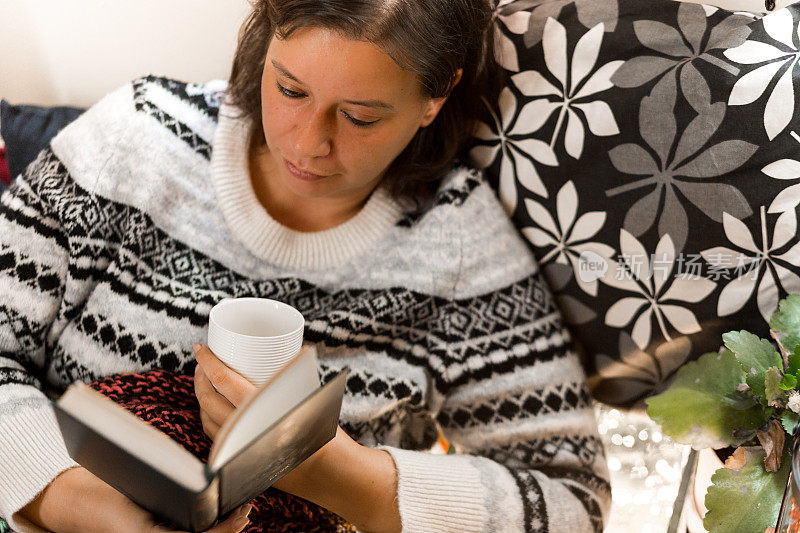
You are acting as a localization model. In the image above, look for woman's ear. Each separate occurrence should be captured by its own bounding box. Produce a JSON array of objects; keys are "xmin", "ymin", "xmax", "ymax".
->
[{"xmin": 420, "ymin": 69, "xmax": 463, "ymax": 127}]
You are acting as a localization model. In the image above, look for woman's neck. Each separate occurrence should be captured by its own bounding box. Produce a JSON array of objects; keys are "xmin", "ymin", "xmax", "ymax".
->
[{"xmin": 248, "ymin": 141, "xmax": 371, "ymax": 233}]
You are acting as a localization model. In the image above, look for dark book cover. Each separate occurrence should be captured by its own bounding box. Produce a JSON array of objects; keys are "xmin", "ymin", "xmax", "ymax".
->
[{"xmin": 54, "ymin": 370, "xmax": 347, "ymax": 532}]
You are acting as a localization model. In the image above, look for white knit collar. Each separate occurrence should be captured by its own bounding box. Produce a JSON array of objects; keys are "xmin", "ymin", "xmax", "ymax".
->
[{"xmin": 211, "ymin": 103, "xmax": 404, "ymax": 271}]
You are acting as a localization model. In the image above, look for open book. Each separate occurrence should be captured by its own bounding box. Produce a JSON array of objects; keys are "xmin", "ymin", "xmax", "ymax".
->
[{"xmin": 54, "ymin": 346, "xmax": 347, "ymax": 532}]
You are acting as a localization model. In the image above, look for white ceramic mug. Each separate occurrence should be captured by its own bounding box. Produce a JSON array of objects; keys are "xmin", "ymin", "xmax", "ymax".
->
[{"xmin": 207, "ymin": 298, "xmax": 305, "ymax": 386}]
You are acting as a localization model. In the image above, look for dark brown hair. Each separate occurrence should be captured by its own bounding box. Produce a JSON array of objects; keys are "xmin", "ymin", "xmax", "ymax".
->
[{"xmin": 227, "ymin": 0, "xmax": 501, "ymax": 202}]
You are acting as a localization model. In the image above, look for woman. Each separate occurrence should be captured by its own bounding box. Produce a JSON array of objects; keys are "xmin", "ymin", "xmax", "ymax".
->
[{"xmin": 0, "ymin": 0, "xmax": 609, "ymax": 531}]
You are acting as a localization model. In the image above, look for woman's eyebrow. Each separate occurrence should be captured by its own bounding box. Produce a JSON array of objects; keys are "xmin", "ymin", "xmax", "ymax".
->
[
  {"xmin": 271, "ymin": 59, "xmax": 395, "ymax": 111},
  {"xmin": 272, "ymin": 60, "xmax": 302, "ymax": 83},
  {"xmin": 344, "ymin": 98, "xmax": 395, "ymax": 111}
]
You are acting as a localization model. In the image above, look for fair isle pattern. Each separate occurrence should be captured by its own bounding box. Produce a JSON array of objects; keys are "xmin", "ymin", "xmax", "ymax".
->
[
  {"xmin": 437, "ymin": 382, "xmax": 592, "ymax": 428},
  {"xmin": 0, "ymin": 76, "xmax": 608, "ymax": 532},
  {"xmin": 138, "ymin": 75, "xmax": 222, "ymax": 119},
  {"xmin": 0, "ymin": 365, "xmax": 37, "ymax": 389},
  {"xmin": 132, "ymin": 77, "xmax": 214, "ymax": 160},
  {"xmin": 477, "ymin": 436, "xmax": 605, "ymax": 470},
  {"xmin": 19, "ymin": 149, "xmax": 571, "ymax": 392},
  {"xmin": 0, "ymin": 247, "xmax": 62, "ymax": 297},
  {"xmin": 508, "ymin": 469, "xmax": 548, "ymax": 532},
  {"xmin": 0, "ymin": 305, "xmax": 47, "ymax": 357},
  {"xmin": 397, "ymin": 166, "xmax": 484, "ymax": 227},
  {"xmin": 539, "ymin": 466, "xmax": 610, "ymax": 533},
  {"xmin": 76, "ymin": 313, "xmax": 185, "ymax": 370},
  {"xmin": 347, "ymin": 403, "xmax": 439, "ymax": 451},
  {"xmin": 339, "ymin": 369, "xmax": 423, "ymax": 404},
  {"xmin": 299, "ymin": 277, "xmax": 567, "ymax": 390},
  {"xmin": 319, "ymin": 365, "xmax": 437, "ymax": 450}
]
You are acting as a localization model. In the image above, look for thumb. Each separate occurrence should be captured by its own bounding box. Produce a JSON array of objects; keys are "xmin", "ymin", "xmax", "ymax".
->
[
  {"xmin": 202, "ymin": 503, "xmax": 252, "ymax": 532},
  {"xmin": 219, "ymin": 503, "xmax": 252, "ymax": 532}
]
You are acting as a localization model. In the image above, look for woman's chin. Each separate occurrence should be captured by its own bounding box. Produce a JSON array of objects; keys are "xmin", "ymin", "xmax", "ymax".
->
[{"xmin": 283, "ymin": 174, "xmax": 335, "ymax": 198}]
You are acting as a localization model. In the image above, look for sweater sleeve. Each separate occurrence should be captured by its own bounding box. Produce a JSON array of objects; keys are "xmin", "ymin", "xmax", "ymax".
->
[
  {"xmin": 380, "ymin": 179, "xmax": 610, "ymax": 532},
  {"xmin": 0, "ymin": 150, "xmax": 80, "ymax": 530}
]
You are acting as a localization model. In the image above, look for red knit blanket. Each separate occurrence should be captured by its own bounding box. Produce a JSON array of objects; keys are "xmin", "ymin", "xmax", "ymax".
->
[{"xmin": 88, "ymin": 370, "xmax": 355, "ymax": 532}]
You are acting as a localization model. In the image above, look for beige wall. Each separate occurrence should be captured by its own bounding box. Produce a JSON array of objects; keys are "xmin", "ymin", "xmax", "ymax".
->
[
  {"xmin": 0, "ymin": 0, "xmax": 795, "ymax": 108},
  {"xmin": 0, "ymin": 0, "xmax": 250, "ymax": 107}
]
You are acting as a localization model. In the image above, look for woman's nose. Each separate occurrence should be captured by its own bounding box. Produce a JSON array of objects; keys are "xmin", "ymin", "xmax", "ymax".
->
[{"xmin": 293, "ymin": 113, "xmax": 332, "ymax": 159}]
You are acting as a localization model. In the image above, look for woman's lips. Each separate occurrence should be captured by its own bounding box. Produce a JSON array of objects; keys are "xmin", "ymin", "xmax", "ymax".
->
[{"xmin": 284, "ymin": 159, "xmax": 329, "ymax": 182}]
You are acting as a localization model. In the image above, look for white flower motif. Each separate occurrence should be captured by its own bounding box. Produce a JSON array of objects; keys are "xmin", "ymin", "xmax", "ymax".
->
[
  {"xmin": 724, "ymin": 9, "xmax": 800, "ymax": 140},
  {"xmin": 701, "ymin": 207, "xmax": 800, "ymax": 322},
  {"xmin": 789, "ymin": 390, "xmax": 800, "ymax": 414},
  {"xmin": 470, "ymin": 89, "xmax": 558, "ymax": 212},
  {"xmin": 520, "ymin": 181, "xmax": 613, "ymax": 296},
  {"xmin": 510, "ymin": 18, "xmax": 623, "ymax": 159},
  {"xmin": 494, "ymin": 5, "xmax": 531, "ymax": 72},
  {"xmin": 762, "ymin": 155, "xmax": 800, "ymax": 213},
  {"xmin": 601, "ymin": 230, "xmax": 716, "ymax": 350}
]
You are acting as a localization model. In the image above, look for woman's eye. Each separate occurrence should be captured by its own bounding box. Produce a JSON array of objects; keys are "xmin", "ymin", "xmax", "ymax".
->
[
  {"xmin": 276, "ymin": 82, "xmax": 305, "ymax": 99},
  {"xmin": 342, "ymin": 111, "xmax": 380, "ymax": 128}
]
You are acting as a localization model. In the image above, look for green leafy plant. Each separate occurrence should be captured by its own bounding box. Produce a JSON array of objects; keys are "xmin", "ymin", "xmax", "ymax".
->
[{"xmin": 647, "ymin": 295, "xmax": 800, "ymax": 533}]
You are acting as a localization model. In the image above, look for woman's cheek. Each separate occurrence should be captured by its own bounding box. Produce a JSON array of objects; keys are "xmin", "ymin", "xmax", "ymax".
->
[
  {"xmin": 263, "ymin": 103, "xmax": 299, "ymax": 147},
  {"xmin": 341, "ymin": 132, "xmax": 393, "ymax": 177},
  {"xmin": 371, "ymin": 129, "xmax": 413, "ymax": 170}
]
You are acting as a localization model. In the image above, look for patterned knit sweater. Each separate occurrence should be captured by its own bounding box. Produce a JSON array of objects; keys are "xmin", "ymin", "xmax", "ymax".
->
[{"xmin": 0, "ymin": 76, "xmax": 610, "ymax": 532}]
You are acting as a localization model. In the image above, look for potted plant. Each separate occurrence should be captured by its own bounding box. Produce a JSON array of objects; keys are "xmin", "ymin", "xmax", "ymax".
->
[{"xmin": 647, "ymin": 295, "xmax": 800, "ymax": 533}]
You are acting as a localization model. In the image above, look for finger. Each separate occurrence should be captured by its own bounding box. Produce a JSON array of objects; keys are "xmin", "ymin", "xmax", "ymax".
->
[
  {"xmin": 206, "ymin": 504, "xmax": 252, "ymax": 532},
  {"xmin": 150, "ymin": 523, "xmax": 181, "ymax": 532},
  {"xmin": 194, "ymin": 344, "xmax": 254, "ymax": 406},
  {"xmin": 195, "ymin": 364, "xmax": 236, "ymax": 426},
  {"xmin": 146, "ymin": 503, "xmax": 252, "ymax": 532},
  {"xmin": 200, "ymin": 408, "xmax": 222, "ymax": 440}
]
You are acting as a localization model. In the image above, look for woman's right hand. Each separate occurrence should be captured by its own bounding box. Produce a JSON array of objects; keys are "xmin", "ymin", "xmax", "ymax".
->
[{"xmin": 19, "ymin": 467, "xmax": 251, "ymax": 532}]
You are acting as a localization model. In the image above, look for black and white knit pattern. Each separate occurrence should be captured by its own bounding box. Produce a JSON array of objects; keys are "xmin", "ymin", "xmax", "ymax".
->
[{"xmin": 0, "ymin": 76, "xmax": 609, "ymax": 532}]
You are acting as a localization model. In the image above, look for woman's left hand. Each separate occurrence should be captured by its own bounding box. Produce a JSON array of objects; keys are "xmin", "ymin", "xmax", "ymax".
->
[
  {"xmin": 193, "ymin": 343, "xmax": 256, "ymax": 440},
  {"xmin": 193, "ymin": 343, "xmax": 400, "ymax": 532},
  {"xmin": 192, "ymin": 343, "xmax": 356, "ymax": 497}
]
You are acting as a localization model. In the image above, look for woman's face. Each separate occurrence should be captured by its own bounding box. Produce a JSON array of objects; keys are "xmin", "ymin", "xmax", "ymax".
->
[{"xmin": 258, "ymin": 26, "xmax": 446, "ymax": 201}]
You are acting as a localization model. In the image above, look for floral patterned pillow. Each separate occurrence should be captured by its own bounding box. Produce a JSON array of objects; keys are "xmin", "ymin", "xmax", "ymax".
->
[{"xmin": 471, "ymin": 0, "xmax": 800, "ymax": 404}]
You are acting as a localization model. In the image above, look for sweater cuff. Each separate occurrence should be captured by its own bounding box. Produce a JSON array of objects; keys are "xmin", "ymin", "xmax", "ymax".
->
[
  {"xmin": 0, "ymin": 405, "xmax": 79, "ymax": 530},
  {"xmin": 379, "ymin": 446, "xmax": 489, "ymax": 533}
]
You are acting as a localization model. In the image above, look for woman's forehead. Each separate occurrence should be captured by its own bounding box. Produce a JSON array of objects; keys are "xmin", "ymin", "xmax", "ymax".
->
[{"xmin": 267, "ymin": 27, "xmax": 424, "ymax": 101}]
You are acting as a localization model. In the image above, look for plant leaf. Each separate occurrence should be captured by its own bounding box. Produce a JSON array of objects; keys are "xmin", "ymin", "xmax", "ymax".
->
[
  {"xmin": 723, "ymin": 331, "xmax": 783, "ymax": 404},
  {"xmin": 765, "ymin": 367, "xmax": 784, "ymax": 403},
  {"xmin": 756, "ymin": 419, "xmax": 785, "ymax": 472},
  {"xmin": 780, "ymin": 374, "xmax": 798, "ymax": 391},
  {"xmin": 646, "ymin": 350, "xmax": 766, "ymax": 448},
  {"xmin": 788, "ymin": 346, "xmax": 800, "ymax": 375},
  {"xmin": 703, "ymin": 445, "xmax": 791, "ymax": 533},
  {"xmin": 723, "ymin": 446, "xmax": 748, "ymax": 471},
  {"xmin": 781, "ymin": 410, "xmax": 799, "ymax": 434},
  {"xmin": 770, "ymin": 295, "xmax": 800, "ymax": 354}
]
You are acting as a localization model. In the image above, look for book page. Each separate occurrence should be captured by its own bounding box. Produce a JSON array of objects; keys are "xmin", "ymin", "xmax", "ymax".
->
[
  {"xmin": 215, "ymin": 371, "xmax": 347, "ymax": 515},
  {"xmin": 209, "ymin": 345, "xmax": 320, "ymax": 470}
]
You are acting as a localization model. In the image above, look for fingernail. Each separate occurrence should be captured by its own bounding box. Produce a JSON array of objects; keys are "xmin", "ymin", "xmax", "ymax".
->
[
  {"xmin": 235, "ymin": 505, "xmax": 252, "ymax": 530},
  {"xmin": 193, "ymin": 343, "xmax": 201, "ymax": 355}
]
